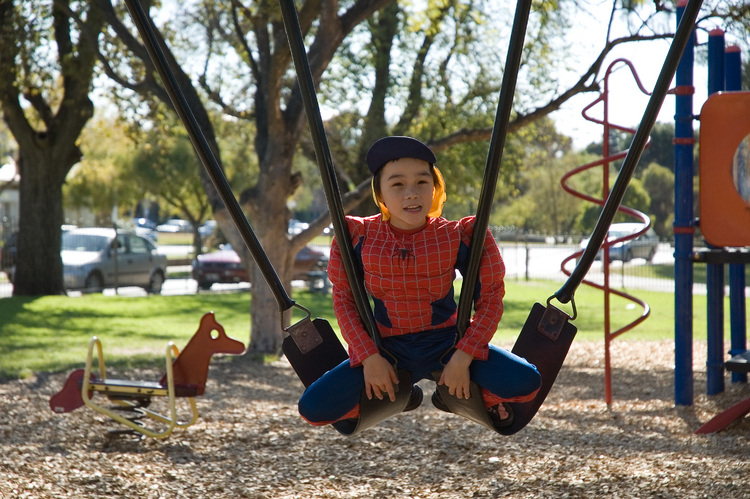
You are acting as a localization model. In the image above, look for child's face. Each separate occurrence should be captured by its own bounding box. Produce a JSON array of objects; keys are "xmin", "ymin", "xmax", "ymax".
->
[{"xmin": 378, "ymin": 157, "xmax": 435, "ymax": 230}]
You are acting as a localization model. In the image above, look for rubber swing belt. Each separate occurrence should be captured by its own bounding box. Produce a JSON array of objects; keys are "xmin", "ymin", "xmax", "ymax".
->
[
  {"xmin": 434, "ymin": 0, "xmax": 541, "ymax": 433},
  {"xmin": 123, "ymin": 0, "xmax": 349, "ymax": 379}
]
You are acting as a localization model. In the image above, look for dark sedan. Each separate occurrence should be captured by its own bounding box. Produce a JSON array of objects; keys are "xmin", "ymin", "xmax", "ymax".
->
[{"xmin": 191, "ymin": 244, "xmax": 328, "ymax": 290}]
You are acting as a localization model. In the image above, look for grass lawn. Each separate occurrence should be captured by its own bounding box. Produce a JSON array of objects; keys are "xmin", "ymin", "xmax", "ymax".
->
[
  {"xmin": 156, "ymin": 232, "xmax": 194, "ymax": 246},
  {"xmin": 0, "ymin": 280, "xmax": 745, "ymax": 380}
]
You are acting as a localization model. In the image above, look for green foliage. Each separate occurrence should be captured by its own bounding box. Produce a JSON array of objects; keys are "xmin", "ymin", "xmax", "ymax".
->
[
  {"xmin": 572, "ymin": 168, "xmax": 652, "ymax": 234},
  {"xmin": 640, "ymin": 123, "xmax": 677, "ymax": 173},
  {"xmin": 125, "ymin": 125, "xmax": 210, "ymax": 227},
  {"xmin": 64, "ymin": 118, "xmax": 137, "ymax": 221},
  {"xmin": 490, "ymin": 119, "xmax": 590, "ymax": 233},
  {"xmin": 615, "ymin": 177, "xmax": 651, "ymax": 222},
  {"xmin": 318, "ymin": 0, "xmax": 578, "ymax": 219},
  {"xmin": 641, "ymin": 162, "xmax": 674, "ymax": 238}
]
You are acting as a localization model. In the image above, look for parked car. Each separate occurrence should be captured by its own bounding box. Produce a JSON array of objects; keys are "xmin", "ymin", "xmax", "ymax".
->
[
  {"xmin": 580, "ymin": 223, "xmax": 659, "ymax": 262},
  {"xmin": 62, "ymin": 227, "xmax": 168, "ymax": 293},
  {"xmin": 131, "ymin": 218, "xmax": 158, "ymax": 241},
  {"xmin": 288, "ymin": 219, "xmax": 309, "ymax": 235},
  {"xmin": 198, "ymin": 220, "xmax": 217, "ymax": 238},
  {"xmin": 191, "ymin": 244, "xmax": 328, "ymax": 290},
  {"xmin": 156, "ymin": 218, "xmax": 193, "ymax": 233}
]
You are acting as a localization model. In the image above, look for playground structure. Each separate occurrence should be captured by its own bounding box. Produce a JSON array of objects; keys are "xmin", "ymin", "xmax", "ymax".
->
[
  {"xmin": 46, "ymin": 0, "xmax": 746, "ymax": 438},
  {"xmin": 560, "ymin": 57, "xmax": 654, "ymax": 407},
  {"xmin": 688, "ymin": 27, "xmax": 750, "ymax": 432},
  {"xmin": 49, "ymin": 312, "xmax": 245, "ymax": 438}
]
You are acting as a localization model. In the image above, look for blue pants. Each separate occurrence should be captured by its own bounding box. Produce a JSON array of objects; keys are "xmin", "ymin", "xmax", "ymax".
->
[{"xmin": 298, "ymin": 327, "xmax": 541, "ymax": 424}]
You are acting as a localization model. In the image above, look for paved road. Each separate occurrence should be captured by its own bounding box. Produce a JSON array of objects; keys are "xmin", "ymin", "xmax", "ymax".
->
[{"xmin": 499, "ymin": 242, "xmax": 676, "ymax": 289}]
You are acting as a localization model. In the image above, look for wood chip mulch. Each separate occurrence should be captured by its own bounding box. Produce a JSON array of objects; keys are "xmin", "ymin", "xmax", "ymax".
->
[{"xmin": 1, "ymin": 340, "xmax": 748, "ymax": 498}]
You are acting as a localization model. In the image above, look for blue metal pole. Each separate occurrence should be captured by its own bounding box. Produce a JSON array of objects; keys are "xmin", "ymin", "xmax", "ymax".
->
[
  {"xmin": 705, "ymin": 28, "xmax": 725, "ymax": 396},
  {"xmin": 673, "ymin": 1, "xmax": 696, "ymax": 405},
  {"xmin": 725, "ymin": 45, "xmax": 748, "ymax": 384}
]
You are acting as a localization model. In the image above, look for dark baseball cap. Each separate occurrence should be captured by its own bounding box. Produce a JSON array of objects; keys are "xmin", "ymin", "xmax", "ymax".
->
[{"xmin": 366, "ymin": 136, "xmax": 436, "ymax": 175}]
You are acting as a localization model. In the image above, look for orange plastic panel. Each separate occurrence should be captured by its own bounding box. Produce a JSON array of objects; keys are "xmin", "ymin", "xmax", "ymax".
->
[{"xmin": 699, "ymin": 91, "xmax": 750, "ymax": 247}]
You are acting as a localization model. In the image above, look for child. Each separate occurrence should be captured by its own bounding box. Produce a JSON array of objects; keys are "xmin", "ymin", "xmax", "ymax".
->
[{"xmin": 298, "ymin": 136, "xmax": 541, "ymax": 429}]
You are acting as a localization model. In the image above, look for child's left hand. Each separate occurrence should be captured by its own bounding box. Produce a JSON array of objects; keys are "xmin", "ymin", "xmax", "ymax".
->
[{"xmin": 439, "ymin": 349, "xmax": 474, "ymax": 399}]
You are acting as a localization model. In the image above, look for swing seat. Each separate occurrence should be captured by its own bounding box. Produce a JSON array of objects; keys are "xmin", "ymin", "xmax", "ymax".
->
[
  {"xmin": 283, "ymin": 318, "xmax": 414, "ymax": 435},
  {"xmin": 725, "ymin": 351, "xmax": 750, "ymax": 373},
  {"xmin": 694, "ymin": 350, "xmax": 750, "ymax": 434},
  {"xmin": 332, "ymin": 369, "xmax": 414, "ymax": 435},
  {"xmin": 283, "ymin": 317, "xmax": 349, "ymax": 387},
  {"xmin": 433, "ymin": 303, "xmax": 577, "ymax": 435}
]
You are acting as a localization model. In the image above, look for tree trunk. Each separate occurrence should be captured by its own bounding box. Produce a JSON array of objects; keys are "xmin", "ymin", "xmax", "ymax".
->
[
  {"xmin": 244, "ymin": 171, "xmax": 297, "ymax": 355},
  {"xmin": 0, "ymin": 0, "xmax": 102, "ymax": 296},
  {"xmin": 13, "ymin": 153, "xmax": 67, "ymax": 295}
]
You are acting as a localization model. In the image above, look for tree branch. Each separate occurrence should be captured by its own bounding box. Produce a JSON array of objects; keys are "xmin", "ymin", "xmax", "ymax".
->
[
  {"xmin": 429, "ymin": 32, "xmax": 672, "ymax": 153},
  {"xmin": 395, "ymin": 3, "xmax": 451, "ymax": 133},
  {"xmin": 282, "ymin": 0, "xmax": 392, "ymax": 130},
  {"xmin": 93, "ymin": 0, "xmax": 171, "ymax": 103}
]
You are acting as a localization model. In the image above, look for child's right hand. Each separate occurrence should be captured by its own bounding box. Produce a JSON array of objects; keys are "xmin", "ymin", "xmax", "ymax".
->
[{"xmin": 361, "ymin": 353, "xmax": 399, "ymax": 402}]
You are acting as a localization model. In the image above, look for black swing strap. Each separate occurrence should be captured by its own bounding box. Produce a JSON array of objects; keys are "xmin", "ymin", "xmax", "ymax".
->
[
  {"xmin": 278, "ymin": 0, "xmax": 413, "ymax": 435},
  {"xmin": 123, "ymin": 0, "xmax": 347, "ymax": 374},
  {"xmin": 124, "ymin": 0, "xmax": 291, "ymax": 310},
  {"xmin": 455, "ymin": 0, "xmax": 533, "ymax": 336},
  {"xmin": 277, "ymin": 0, "xmax": 380, "ymax": 347},
  {"xmin": 501, "ymin": 0, "xmax": 705, "ymax": 437}
]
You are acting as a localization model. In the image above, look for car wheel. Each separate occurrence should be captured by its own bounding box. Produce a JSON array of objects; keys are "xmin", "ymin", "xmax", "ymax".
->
[
  {"xmin": 198, "ymin": 281, "xmax": 213, "ymax": 291},
  {"xmin": 623, "ymin": 249, "xmax": 633, "ymax": 263},
  {"xmin": 84, "ymin": 272, "xmax": 104, "ymax": 293},
  {"xmin": 147, "ymin": 271, "xmax": 164, "ymax": 294}
]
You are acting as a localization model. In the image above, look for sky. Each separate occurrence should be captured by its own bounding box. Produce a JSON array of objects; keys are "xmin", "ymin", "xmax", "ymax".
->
[{"xmin": 551, "ymin": 2, "xmax": 721, "ymax": 150}]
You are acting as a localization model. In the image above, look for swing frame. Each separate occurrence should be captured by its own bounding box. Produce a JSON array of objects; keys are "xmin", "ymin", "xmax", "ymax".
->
[{"xmin": 127, "ymin": 0, "xmax": 705, "ymax": 436}]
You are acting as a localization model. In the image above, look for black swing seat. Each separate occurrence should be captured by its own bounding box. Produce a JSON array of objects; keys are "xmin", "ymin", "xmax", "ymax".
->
[
  {"xmin": 283, "ymin": 317, "xmax": 349, "ymax": 387},
  {"xmin": 725, "ymin": 350, "xmax": 750, "ymax": 373},
  {"xmin": 433, "ymin": 302, "xmax": 577, "ymax": 435},
  {"xmin": 332, "ymin": 369, "xmax": 414, "ymax": 436},
  {"xmin": 283, "ymin": 317, "xmax": 414, "ymax": 436}
]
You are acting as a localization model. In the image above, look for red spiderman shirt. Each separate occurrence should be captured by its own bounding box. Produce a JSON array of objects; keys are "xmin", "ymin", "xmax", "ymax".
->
[{"xmin": 328, "ymin": 214, "xmax": 505, "ymax": 366}]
